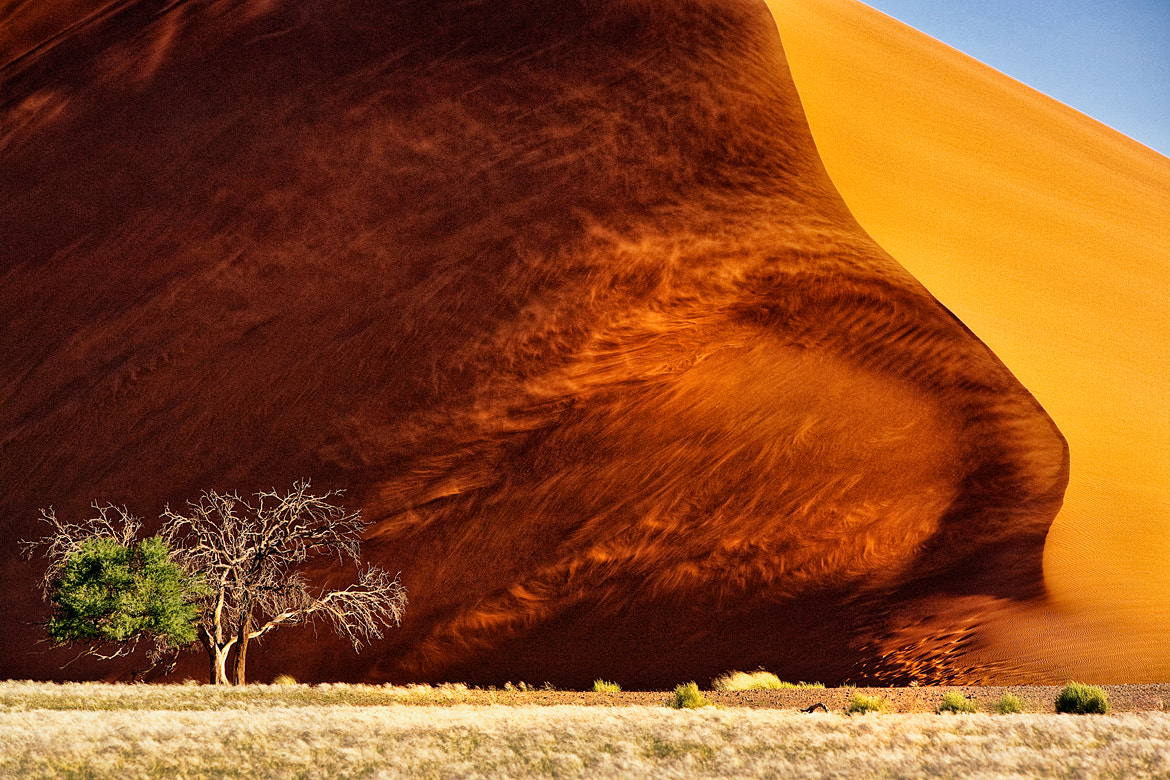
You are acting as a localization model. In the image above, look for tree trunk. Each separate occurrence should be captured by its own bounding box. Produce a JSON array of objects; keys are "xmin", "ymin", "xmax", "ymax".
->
[
  {"xmin": 214, "ymin": 644, "xmax": 231, "ymax": 685},
  {"xmin": 199, "ymin": 627, "xmax": 219, "ymax": 685},
  {"xmin": 233, "ymin": 612, "xmax": 252, "ymax": 686}
]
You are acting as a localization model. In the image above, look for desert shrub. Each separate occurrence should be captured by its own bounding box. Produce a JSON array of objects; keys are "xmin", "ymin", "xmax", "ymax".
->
[
  {"xmin": 1055, "ymin": 682, "xmax": 1110, "ymax": 714},
  {"xmin": 938, "ymin": 691, "xmax": 977, "ymax": 713},
  {"xmin": 272, "ymin": 675, "xmax": 297, "ymax": 686},
  {"xmin": 847, "ymin": 692, "xmax": 886, "ymax": 714},
  {"xmin": 592, "ymin": 679, "xmax": 621, "ymax": 693},
  {"xmin": 997, "ymin": 693, "xmax": 1025, "ymax": 714},
  {"xmin": 667, "ymin": 682, "xmax": 712, "ymax": 709}
]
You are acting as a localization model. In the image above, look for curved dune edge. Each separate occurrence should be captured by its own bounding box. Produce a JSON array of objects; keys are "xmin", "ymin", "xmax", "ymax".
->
[
  {"xmin": 769, "ymin": 0, "xmax": 1170, "ymax": 681},
  {"xmin": 1, "ymin": 0, "xmax": 1069, "ymax": 686}
]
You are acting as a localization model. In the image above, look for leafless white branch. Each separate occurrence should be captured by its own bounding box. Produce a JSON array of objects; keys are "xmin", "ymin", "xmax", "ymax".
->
[
  {"xmin": 159, "ymin": 480, "xmax": 405, "ymax": 684},
  {"xmin": 21, "ymin": 504, "xmax": 144, "ymax": 599}
]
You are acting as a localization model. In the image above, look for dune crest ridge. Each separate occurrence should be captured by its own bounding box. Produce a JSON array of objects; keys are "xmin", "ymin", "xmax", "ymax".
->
[{"xmin": 1, "ymin": 0, "xmax": 1065, "ymax": 686}]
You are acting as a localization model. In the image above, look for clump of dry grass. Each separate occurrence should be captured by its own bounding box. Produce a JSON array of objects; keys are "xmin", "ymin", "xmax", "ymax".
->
[
  {"xmin": 592, "ymin": 680, "xmax": 621, "ymax": 693},
  {"xmin": 710, "ymin": 670, "xmax": 825, "ymax": 692}
]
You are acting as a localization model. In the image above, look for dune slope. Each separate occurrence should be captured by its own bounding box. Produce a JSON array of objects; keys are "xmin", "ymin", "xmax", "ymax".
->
[
  {"xmin": 1, "ymin": 0, "xmax": 1066, "ymax": 686},
  {"xmin": 770, "ymin": 0, "xmax": 1170, "ymax": 682}
]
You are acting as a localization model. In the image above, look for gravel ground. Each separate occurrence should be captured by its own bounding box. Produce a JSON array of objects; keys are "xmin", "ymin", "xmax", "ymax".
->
[{"xmin": 465, "ymin": 684, "xmax": 1170, "ymax": 713}]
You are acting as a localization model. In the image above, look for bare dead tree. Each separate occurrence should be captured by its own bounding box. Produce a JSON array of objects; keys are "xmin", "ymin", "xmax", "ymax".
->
[{"xmin": 160, "ymin": 480, "xmax": 406, "ymax": 685}]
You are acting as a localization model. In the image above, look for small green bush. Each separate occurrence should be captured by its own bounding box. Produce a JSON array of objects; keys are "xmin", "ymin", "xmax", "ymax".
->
[
  {"xmin": 592, "ymin": 679, "xmax": 621, "ymax": 693},
  {"xmin": 1055, "ymin": 682, "xmax": 1110, "ymax": 714},
  {"xmin": 668, "ymin": 682, "xmax": 712, "ymax": 709},
  {"xmin": 997, "ymin": 693, "xmax": 1025, "ymax": 714},
  {"xmin": 938, "ymin": 691, "xmax": 977, "ymax": 713},
  {"xmin": 847, "ymin": 692, "xmax": 886, "ymax": 714}
]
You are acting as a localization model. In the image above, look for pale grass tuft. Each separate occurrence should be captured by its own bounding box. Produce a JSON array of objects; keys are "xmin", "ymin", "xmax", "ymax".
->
[
  {"xmin": 711, "ymin": 670, "xmax": 824, "ymax": 691},
  {"xmin": 592, "ymin": 679, "xmax": 622, "ymax": 693}
]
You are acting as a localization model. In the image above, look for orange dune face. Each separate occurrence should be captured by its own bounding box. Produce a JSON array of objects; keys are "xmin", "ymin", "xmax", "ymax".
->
[
  {"xmin": 769, "ymin": 0, "xmax": 1170, "ymax": 681},
  {"xmin": 2, "ymin": 0, "xmax": 1068, "ymax": 686}
]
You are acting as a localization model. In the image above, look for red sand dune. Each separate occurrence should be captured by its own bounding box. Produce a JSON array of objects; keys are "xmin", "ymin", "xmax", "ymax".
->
[{"xmin": 1, "ymin": 0, "xmax": 1071, "ymax": 686}]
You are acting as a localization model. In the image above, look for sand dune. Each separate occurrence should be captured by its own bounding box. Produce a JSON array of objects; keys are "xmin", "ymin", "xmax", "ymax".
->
[
  {"xmin": 0, "ymin": 0, "xmax": 1078, "ymax": 686},
  {"xmin": 769, "ymin": 0, "xmax": 1170, "ymax": 682}
]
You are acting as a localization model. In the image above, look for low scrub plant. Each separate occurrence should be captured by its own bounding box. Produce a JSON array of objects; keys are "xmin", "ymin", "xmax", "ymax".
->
[
  {"xmin": 592, "ymin": 679, "xmax": 621, "ymax": 693},
  {"xmin": 1055, "ymin": 682, "xmax": 1110, "ymax": 714},
  {"xmin": 938, "ymin": 692, "xmax": 977, "ymax": 713},
  {"xmin": 711, "ymin": 670, "xmax": 824, "ymax": 691},
  {"xmin": 997, "ymin": 693, "xmax": 1025, "ymax": 714},
  {"xmin": 668, "ymin": 682, "xmax": 712, "ymax": 709},
  {"xmin": 847, "ymin": 692, "xmax": 886, "ymax": 714},
  {"xmin": 272, "ymin": 675, "xmax": 297, "ymax": 686}
]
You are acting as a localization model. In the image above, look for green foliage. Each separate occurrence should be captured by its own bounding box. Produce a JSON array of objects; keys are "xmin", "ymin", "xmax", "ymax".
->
[
  {"xmin": 592, "ymin": 679, "xmax": 621, "ymax": 693},
  {"xmin": 997, "ymin": 693, "xmax": 1025, "ymax": 714},
  {"xmin": 1055, "ymin": 682, "xmax": 1110, "ymax": 714},
  {"xmin": 667, "ymin": 682, "xmax": 712, "ymax": 709},
  {"xmin": 847, "ymin": 692, "xmax": 886, "ymax": 714},
  {"xmin": 48, "ymin": 536, "xmax": 204, "ymax": 651},
  {"xmin": 938, "ymin": 691, "xmax": 977, "ymax": 713}
]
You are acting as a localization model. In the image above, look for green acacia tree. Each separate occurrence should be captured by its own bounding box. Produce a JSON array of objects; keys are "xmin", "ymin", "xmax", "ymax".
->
[{"xmin": 23, "ymin": 505, "xmax": 205, "ymax": 672}]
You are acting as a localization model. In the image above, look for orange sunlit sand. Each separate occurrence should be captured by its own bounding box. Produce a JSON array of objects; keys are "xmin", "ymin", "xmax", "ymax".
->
[
  {"xmin": 0, "ymin": 0, "xmax": 1165, "ymax": 686},
  {"xmin": 770, "ymin": 0, "xmax": 1170, "ymax": 681}
]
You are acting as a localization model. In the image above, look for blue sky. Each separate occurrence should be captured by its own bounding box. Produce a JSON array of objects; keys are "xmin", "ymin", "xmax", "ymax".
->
[{"xmin": 860, "ymin": 1, "xmax": 1170, "ymax": 158}]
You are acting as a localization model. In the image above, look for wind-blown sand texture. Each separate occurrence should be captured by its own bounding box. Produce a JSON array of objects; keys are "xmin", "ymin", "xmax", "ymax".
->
[
  {"xmin": 0, "ymin": 0, "xmax": 1144, "ymax": 687},
  {"xmin": 768, "ymin": 0, "xmax": 1170, "ymax": 682}
]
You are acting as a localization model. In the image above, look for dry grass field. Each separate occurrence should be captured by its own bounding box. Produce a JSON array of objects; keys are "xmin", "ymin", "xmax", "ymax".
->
[{"xmin": 4, "ymin": 682, "xmax": 1170, "ymax": 778}]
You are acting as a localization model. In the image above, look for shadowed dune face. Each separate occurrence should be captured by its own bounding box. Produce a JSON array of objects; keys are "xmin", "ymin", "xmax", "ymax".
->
[{"xmin": 1, "ymin": 0, "xmax": 1066, "ymax": 686}]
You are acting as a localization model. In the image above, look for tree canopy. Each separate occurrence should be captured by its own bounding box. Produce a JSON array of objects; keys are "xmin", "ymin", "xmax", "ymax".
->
[{"xmin": 48, "ymin": 535, "xmax": 203, "ymax": 650}]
